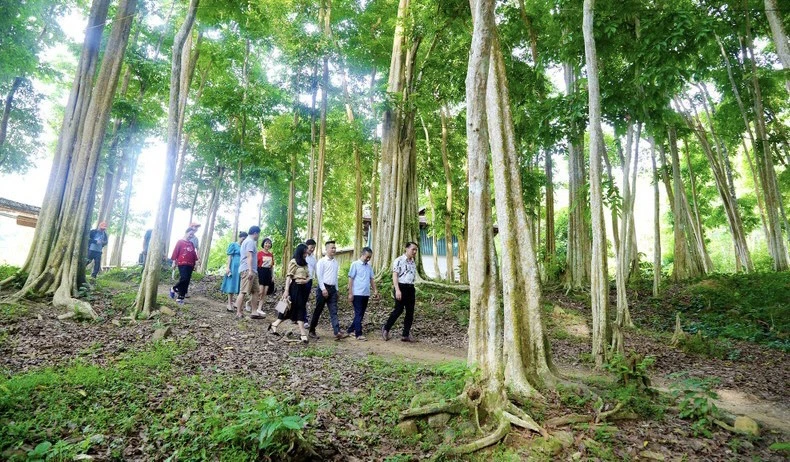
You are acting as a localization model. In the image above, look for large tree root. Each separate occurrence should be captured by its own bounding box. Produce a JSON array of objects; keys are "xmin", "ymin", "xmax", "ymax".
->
[{"xmin": 400, "ymin": 387, "xmax": 549, "ymax": 456}]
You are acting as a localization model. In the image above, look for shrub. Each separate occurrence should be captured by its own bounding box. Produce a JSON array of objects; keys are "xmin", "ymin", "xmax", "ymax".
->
[{"xmin": 669, "ymin": 374, "xmax": 720, "ymax": 437}]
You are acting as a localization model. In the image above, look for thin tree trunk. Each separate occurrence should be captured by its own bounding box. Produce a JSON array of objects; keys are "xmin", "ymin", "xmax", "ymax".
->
[
  {"xmin": 0, "ymin": 77, "xmax": 23, "ymax": 148},
  {"xmin": 650, "ymin": 138, "xmax": 661, "ymax": 296},
  {"xmin": 583, "ymin": 0, "xmax": 611, "ymax": 368},
  {"xmin": 313, "ymin": 0, "xmax": 332, "ymax": 255},
  {"xmin": 134, "ymin": 0, "xmax": 199, "ymax": 318},
  {"xmin": 232, "ymin": 160, "xmax": 242, "ymax": 238},
  {"xmin": 764, "ymin": 0, "xmax": 790, "ymax": 93},
  {"xmin": 427, "ymin": 188, "xmax": 441, "ymax": 279},
  {"xmin": 563, "ymin": 63, "xmax": 590, "ymax": 290},
  {"xmin": 668, "ymin": 126, "xmax": 707, "ymax": 280},
  {"xmin": 602, "ymin": 145, "xmax": 620, "ymax": 255},
  {"xmin": 682, "ymin": 137, "xmax": 708, "ymax": 267},
  {"xmin": 544, "ymin": 150, "xmax": 555, "ymax": 278},
  {"xmin": 198, "ymin": 166, "xmax": 223, "ymax": 272},
  {"xmin": 440, "ymin": 106, "xmax": 455, "ymax": 282},
  {"xmin": 746, "ymin": 9, "xmax": 789, "ymax": 270},
  {"xmin": 110, "ymin": 151, "xmax": 139, "ymax": 266},
  {"xmin": 282, "ymin": 112, "xmax": 298, "ymax": 277},
  {"xmin": 338, "ymin": 60, "xmax": 364, "ymax": 257},
  {"xmin": 307, "ymin": 64, "xmax": 318, "ymax": 238}
]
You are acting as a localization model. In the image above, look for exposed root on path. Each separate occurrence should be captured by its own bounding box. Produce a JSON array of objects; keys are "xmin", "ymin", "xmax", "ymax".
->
[{"xmin": 399, "ymin": 385, "xmax": 551, "ymax": 456}]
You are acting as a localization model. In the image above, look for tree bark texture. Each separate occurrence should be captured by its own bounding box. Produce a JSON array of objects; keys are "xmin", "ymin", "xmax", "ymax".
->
[
  {"xmin": 764, "ymin": 0, "xmax": 790, "ymax": 93},
  {"xmin": 373, "ymin": 0, "xmax": 422, "ymax": 275},
  {"xmin": 134, "ymin": 0, "xmax": 199, "ymax": 318},
  {"xmin": 668, "ymin": 127, "xmax": 707, "ymax": 280},
  {"xmin": 198, "ymin": 166, "xmax": 223, "ymax": 273},
  {"xmin": 746, "ymin": 12, "xmax": 789, "ymax": 270},
  {"xmin": 313, "ymin": 0, "xmax": 332, "ymax": 256},
  {"xmin": 583, "ymin": 0, "xmax": 611, "ymax": 368},
  {"xmin": 650, "ymin": 139, "xmax": 661, "ymax": 297},
  {"xmin": 440, "ymin": 106, "xmax": 455, "ymax": 282},
  {"xmin": 8, "ymin": 0, "xmax": 136, "ymax": 320},
  {"xmin": 544, "ymin": 151, "xmax": 555, "ymax": 279},
  {"xmin": 564, "ymin": 64, "xmax": 590, "ymax": 290}
]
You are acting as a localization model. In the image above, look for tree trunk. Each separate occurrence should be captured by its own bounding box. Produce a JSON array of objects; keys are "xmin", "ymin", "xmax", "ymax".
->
[
  {"xmin": 5, "ymin": 0, "xmax": 136, "ymax": 321},
  {"xmin": 307, "ymin": 64, "xmax": 319, "ymax": 238},
  {"xmin": 427, "ymin": 188, "xmax": 441, "ymax": 279},
  {"xmin": 338, "ymin": 61, "xmax": 364, "ymax": 257},
  {"xmin": 544, "ymin": 150, "xmax": 555, "ymax": 278},
  {"xmin": 681, "ymin": 137, "xmax": 711, "ymax": 271},
  {"xmin": 313, "ymin": 0, "xmax": 332, "ymax": 255},
  {"xmin": 232, "ymin": 159, "xmax": 242, "ymax": 238},
  {"xmin": 764, "ymin": 0, "xmax": 790, "ymax": 93},
  {"xmin": 440, "ymin": 106, "xmax": 455, "ymax": 282},
  {"xmin": 198, "ymin": 166, "xmax": 223, "ymax": 273},
  {"xmin": 583, "ymin": 0, "xmax": 611, "ymax": 368},
  {"xmin": 373, "ymin": 0, "xmax": 422, "ymax": 274},
  {"xmin": 679, "ymin": 96, "xmax": 753, "ymax": 272},
  {"xmin": 0, "ymin": 77, "xmax": 23, "ymax": 148},
  {"xmin": 232, "ymin": 40, "xmax": 249, "ymax": 239},
  {"xmin": 603, "ymin": 144, "xmax": 620, "ymax": 256},
  {"xmin": 668, "ymin": 127, "xmax": 707, "ymax": 280},
  {"xmin": 282, "ymin": 110, "xmax": 299, "ymax": 276},
  {"xmin": 563, "ymin": 64, "xmax": 590, "ymax": 290},
  {"xmin": 487, "ymin": 30, "xmax": 559, "ymax": 395},
  {"xmin": 110, "ymin": 151, "xmax": 139, "ymax": 266},
  {"xmin": 133, "ymin": 0, "xmax": 199, "ymax": 318},
  {"xmin": 367, "ymin": 69, "xmax": 378, "ymax": 249},
  {"xmin": 613, "ymin": 122, "xmax": 639, "ymax": 355},
  {"xmin": 187, "ymin": 165, "xmax": 203, "ymax": 225},
  {"xmin": 746, "ymin": 10, "xmax": 789, "ymax": 270},
  {"xmin": 650, "ymin": 138, "xmax": 661, "ymax": 297}
]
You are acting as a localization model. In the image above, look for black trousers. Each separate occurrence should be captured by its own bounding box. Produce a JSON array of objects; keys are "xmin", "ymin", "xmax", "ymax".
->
[
  {"xmin": 384, "ymin": 283, "xmax": 415, "ymax": 337},
  {"xmin": 173, "ymin": 265, "xmax": 194, "ymax": 299},
  {"xmin": 86, "ymin": 250, "xmax": 102, "ymax": 278}
]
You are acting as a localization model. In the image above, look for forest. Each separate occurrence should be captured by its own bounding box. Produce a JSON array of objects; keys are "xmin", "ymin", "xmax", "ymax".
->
[{"xmin": 0, "ymin": 0, "xmax": 788, "ymax": 460}]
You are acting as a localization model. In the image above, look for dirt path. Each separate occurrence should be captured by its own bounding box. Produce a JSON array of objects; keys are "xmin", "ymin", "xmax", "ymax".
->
[{"xmin": 169, "ymin": 286, "xmax": 790, "ymax": 435}]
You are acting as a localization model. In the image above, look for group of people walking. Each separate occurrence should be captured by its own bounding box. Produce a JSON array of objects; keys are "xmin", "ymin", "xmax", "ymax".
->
[{"xmin": 219, "ymin": 227, "xmax": 420, "ymax": 345}]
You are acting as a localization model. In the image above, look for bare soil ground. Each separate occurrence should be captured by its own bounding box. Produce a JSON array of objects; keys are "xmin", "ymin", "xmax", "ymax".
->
[{"xmin": 1, "ymin": 273, "xmax": 788, "ymax": 461}]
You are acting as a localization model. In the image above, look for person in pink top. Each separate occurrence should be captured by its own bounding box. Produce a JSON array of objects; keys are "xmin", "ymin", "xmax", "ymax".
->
[{"xmin": 169, "ymin": 228, "xmax": 199, "ymax": 304}]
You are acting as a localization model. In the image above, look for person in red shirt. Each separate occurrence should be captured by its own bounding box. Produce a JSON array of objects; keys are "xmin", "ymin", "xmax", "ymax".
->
[{"xmin": 169, "ymin": 228, "xmax": 199, "ymax": 304}]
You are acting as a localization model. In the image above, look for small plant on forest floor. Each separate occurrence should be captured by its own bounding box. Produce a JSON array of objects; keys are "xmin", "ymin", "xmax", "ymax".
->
[
  {"xmin": 674, "ymin": 331, "xmax": 740, "ymax": 360},
  {"xmin": 0, "ymin": 302, "xmax": 29, "ymax": 322},
  {"xmin": 668, "ymin": 373, "xmax": 720, "ymax": 437},
  {"xmin": 599, "ymin": 354, "xmax": 665, "ymax": 419}
]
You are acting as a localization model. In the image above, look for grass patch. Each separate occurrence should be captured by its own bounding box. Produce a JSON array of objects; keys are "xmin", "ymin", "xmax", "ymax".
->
[
  {"xmin": 414, "ymin": 284, "xmax": 470, "ymax": 327},
  {"xmin": 668, "ymin": 272, "xmax": 790, "ymax": 350},
  {"xmin": 0, "ymin": 340, "xmax": 315, "ymax": 460},
  {"xmin": 0, "ymin": 303, "xmax": 29, "ymax": 323}
]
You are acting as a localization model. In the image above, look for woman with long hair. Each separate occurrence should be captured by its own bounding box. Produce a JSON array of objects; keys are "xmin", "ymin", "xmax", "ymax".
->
[
  {"xmin": 269, "ymin": 243, "xmax": 310, "ymax": 343},
  {"xmin": 220, "ymin": 231, "xmax": 247, "ymax": 311}
]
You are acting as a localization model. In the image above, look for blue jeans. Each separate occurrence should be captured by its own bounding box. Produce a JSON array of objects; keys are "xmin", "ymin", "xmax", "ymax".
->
[
  {"xmin": 347, "ymin": 295, "xmax": 370, "ymax": 337},
  {"xmin": 309, "ymin": 284, "xmax": 339, "ymax": 335}
]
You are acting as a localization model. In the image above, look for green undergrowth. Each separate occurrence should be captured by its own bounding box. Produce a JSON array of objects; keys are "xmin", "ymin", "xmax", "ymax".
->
[
  {"xmin": 0, "ymin": 302, "xmax": 29, "ymax": 323},
  {"xmin": 0, "ymin": 339, "xmax": 315, "ymax": 461},
  {"xmin": 671, "ymin": 272, "xmax": 790, "ymax": 350},
  {"xmin": 414, "ymin": 283, "xmax": 471, "ymax": 327}
]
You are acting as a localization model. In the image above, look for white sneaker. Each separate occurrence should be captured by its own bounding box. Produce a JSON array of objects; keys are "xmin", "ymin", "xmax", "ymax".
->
[{"xmin": 244, "ymin": 304, "xmax": 251, "ymax": 312}]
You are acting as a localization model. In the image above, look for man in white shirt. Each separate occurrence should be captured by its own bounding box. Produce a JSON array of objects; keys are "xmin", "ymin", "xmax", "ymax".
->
[
  {"xmin": 309, "ymin": 240, "xmax": 346, "ymax": 340},
  {"xmin": 304, "ymin": 239, "xmax": 317, "ymax": 324},
  {"xmin": 382, "ymin": 241, "xmax": 419, "ymax": 342}
]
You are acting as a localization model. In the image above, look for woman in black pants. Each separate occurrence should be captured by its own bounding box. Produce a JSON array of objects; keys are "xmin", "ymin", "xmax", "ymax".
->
[{"xmin": 268, "ymin": 243, "xmax": 311, "ymax": 343}]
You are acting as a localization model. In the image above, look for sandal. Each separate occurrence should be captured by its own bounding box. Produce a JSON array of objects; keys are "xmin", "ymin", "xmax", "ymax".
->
[
  {"xmin": 267, "ymin": 323, "xmax": 280, "ymax": 336},
  {"xmin": 300, "ymin": 335, "xmax": 309, "ymax": 344}
]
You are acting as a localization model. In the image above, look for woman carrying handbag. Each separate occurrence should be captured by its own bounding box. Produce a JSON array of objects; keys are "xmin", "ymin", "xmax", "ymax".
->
[{"xmin": 268, "ymin": 243, "xmax": 311, "ymax": 344}]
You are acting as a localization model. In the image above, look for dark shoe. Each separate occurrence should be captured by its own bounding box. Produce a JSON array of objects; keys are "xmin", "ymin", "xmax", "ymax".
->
[
  {"xmin": 267, "ymin": 323, "xmax": 280, "ymax": 336},
  {"xmin": 335, "ymin": 332, "xmax": 349, "ymax": 340},
  {"xmin": 401, "ymin": 336, "xmax": 417, "ymax": 343},
  {"xmin": 308, "ymin": 331, "xmax": 319, "ymax": 340},
  {"xmin": 381, "ymin": 326, "xmax": 390, "ymax": 341}
]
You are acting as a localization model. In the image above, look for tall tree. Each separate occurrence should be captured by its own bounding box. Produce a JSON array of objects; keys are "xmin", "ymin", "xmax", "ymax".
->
[
  {"xmin": 133, "ymin": 0, "xmax": 200, "ymax": 318},
  {"xmin": 764, "ymin": 0, "xmax": 790, "ymax": 93},
  {"xmin": 2, "ymin": 0, "xmax": 137, "ymax": 317},
  {"xmin": 583, "ymin": 0, "xmax": 610, "ymax": 367}
]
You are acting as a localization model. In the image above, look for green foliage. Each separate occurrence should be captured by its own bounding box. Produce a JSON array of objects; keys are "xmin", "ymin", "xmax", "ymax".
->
[
  {"xmin": 668, "ymin": 374, "xmax": 720, "ymax": 437},
  {"xmin": 603, "ymin": 353, "xmax": 654, "ymax": 387},
  {"xmin": 0, "ymin": 340, "xmax": 316, "ymax": 460},
  {"xmin": 677, "ymin": 272, "xmax": 790, "ymax": 350},
  {"xmin": 0, "ymin": 302, "xmax": 29, "ymax": 323},
  {"xmin": 0, "ymin": 264, "xmax": 26, "ymax": 289},
  {"xmin": 674, "ymin": 332, "xmax": 741, "ymax": 360}
]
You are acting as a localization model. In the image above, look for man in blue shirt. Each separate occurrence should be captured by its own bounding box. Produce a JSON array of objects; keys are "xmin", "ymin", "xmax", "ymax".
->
[
  {"xmin": 346, "ymin": 247, "xmax": 379, "ymax": 340},
  {"xmin": 86, "ymin": 222, "xmax": 109, "ymax": 279}
]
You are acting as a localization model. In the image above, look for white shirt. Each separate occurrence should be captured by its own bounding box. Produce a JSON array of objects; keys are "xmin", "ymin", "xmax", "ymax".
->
[
  {"xmin": 306, "ymin": 254, "xmax": 317, "ymax": 280},
  {"xmin": 315, "ymin": 256, "xmax": 339, "ymax": 290},
  {"xmin": 392, "ymin": 255, "xmax": 417, "ymax": 284}
]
